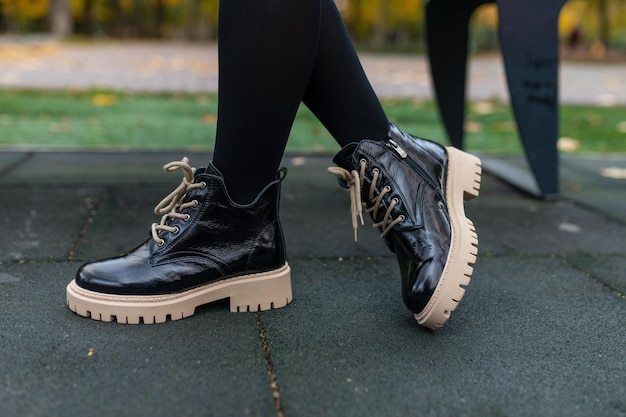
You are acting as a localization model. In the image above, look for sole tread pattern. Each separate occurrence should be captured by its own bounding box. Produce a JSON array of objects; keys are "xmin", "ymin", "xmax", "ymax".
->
[
  {"xmin": 414, "ymin": 147, "xmax": 482, "ymax": 330},
  {"xmin": 66, "ymin": 264, "xmax": 292, "ymax": 324}
]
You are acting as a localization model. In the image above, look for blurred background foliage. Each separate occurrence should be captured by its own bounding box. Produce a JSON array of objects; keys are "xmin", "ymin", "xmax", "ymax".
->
[{"xmin": 0, "ymin": 0, "xmax": 625, "ymax": 59}]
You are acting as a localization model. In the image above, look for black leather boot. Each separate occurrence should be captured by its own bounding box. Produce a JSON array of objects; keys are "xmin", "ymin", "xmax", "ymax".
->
[
  {"xmin": 66, "ymin": 158, "xmax": 292, "ymax": 324},
  {"xmin": 329, "ymin": 123, "xmax": 481, "ymax": 330}
]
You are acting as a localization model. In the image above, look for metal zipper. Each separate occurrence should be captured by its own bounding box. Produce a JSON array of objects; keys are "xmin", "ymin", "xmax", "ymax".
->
[
  {"xmin": 385, "ymin": 139, "xmax": 439, "ymax": 190},
  {"xmin": 386, "ymin": 139, "xmax": 407, "ymax": 158}
]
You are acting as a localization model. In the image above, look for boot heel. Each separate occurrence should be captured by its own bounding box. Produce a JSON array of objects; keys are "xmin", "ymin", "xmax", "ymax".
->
[
  {"xmin": 446, "ymin": 147, "xmax": 482, "ymax": 201},
  {"xmin": 229, "ymin": 264, "xmax": 293, "ymax": 312}
]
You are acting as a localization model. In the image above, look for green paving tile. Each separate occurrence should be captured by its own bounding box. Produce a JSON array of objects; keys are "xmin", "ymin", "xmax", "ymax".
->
[
  {"xmin": 281, "ymin": 159, "xmax": 391, "ymax": 258},
  {"xmin": 0, "ymin": 261, "xmax": 276, "ymax": 417},
  {"xmin": 467, "ymin": 191, "xmax": 626, "ymax": 257},
  {"xmin": 564, "ymin": 253, "xmax": 626, "ymax": 297},
  {"xmin": 561, "ymin": 155, "xmax": 626, "ymax": 224},
  {"xmin": 71, "ymin": 184, "xmax": 172, "ymax": 261},
  {"xmin": 262, "ymin": 256, "xmax": 626, "ymax": 417},
  {"xmin": 0, "ymin": 151, "xmax": 211, "ymax": 186},
  {"xmin": 0, "ymin": 186, "xmax": 104, "ymax": 262},
  {"xmin": 0, "ymin": 151, "xmax": 29, "ymax": 174}
]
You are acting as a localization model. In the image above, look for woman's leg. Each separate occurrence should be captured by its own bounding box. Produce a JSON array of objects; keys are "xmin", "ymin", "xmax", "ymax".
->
[
  {"xmin": 212, "ymin": 0, "xmax": 321, "ymax": 203},
  {"xmin": 212, "ymin": 0, "xmax": 388, "ymax": 203},
  {"xmin": 302, "ymin": 0, "xmax": 389, "ymax": 147}
]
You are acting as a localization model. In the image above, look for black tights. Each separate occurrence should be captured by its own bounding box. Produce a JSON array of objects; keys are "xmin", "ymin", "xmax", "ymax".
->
[{"xmin": 212, "ymin": 0, "xmax": 389, "ymax": 203}]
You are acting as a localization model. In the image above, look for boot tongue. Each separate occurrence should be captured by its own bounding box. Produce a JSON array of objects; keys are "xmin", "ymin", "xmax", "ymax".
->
[{"xmin": 332, "ymin": 142, "xmax": 359, "ymax": 170}]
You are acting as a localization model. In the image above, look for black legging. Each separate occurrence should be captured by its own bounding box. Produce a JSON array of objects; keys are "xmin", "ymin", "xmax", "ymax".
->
[{"xmin": 212, "ymin": 0, "xmax": 389, "ymax": 203}]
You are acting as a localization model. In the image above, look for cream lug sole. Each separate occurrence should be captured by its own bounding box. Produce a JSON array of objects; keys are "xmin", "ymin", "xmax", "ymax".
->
[
  {"xmin": 66, "ymin": 264, "xmax": 292, "ymax": 324},
  {"xmin": 414, "ymin": 147, "xmax": 482, "ymax": 330}
]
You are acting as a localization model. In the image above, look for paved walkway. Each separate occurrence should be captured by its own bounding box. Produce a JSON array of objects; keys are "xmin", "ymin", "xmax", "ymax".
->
[
  {"xmin": 1, "ymin": 39, "xmax": 626, "ymax": 417},
  {"xmin": 1, "ymin": 39, "xmax": 626, "ymax": 104}
]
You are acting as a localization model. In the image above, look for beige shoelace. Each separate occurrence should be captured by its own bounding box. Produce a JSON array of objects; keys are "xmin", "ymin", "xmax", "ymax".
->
[
  {"xmin": 328, "ymin": 160, "xmax": 404, "ymax": 241},
  {"xmin": 151, "ymin": 157, "xmax": 205, "ymax": 246}
]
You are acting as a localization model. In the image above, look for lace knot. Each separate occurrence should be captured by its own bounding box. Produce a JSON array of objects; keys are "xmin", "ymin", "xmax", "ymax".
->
[
  {"xmin": 328, "ymin": 160, "xmax": 404, "ymax": 241},
  {"xmin": 151, "ymin": 157, "xmax": 205, "ymax": 246}
]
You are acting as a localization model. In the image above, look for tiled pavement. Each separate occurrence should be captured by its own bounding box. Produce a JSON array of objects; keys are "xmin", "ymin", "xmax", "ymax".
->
[{"xmin": 1, "ymin": 150, "xmax": 625, "ymax": 417}]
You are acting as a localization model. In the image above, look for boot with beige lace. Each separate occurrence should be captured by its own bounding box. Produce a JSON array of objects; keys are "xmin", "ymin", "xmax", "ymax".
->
[
  {"xmin": 328, "ymin": 123, "xmax": 482, "ymax": 330},
  {"xmin": 66, "ymin": 158, "xmax": 292, "ymax": 324}
]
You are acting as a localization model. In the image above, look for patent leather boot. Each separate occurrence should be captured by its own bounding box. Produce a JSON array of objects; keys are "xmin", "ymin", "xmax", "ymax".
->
[
  {"xmin": 67, "ymin": 158, "xmax": 292, "ymax": 324},
  {"xmin": 329, "ymin": 123, "xmax": 481, "ymax": 330}
]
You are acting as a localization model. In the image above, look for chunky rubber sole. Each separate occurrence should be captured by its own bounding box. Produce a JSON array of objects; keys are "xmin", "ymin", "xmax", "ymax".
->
[
  {"xmin": 66, "ymin": 263, "xmax": 292, "ymax": 324},
  {"xmin": 413, "ymin": 147, "xmax": 481, "ymax": 330}
]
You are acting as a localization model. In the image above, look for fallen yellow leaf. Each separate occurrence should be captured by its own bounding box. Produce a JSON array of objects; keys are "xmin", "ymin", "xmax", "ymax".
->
[
  {"xmin": 201, "ymin": 113, "xmax": 217, "ymax": 123},
  {"xmin": 557, "ymin": 137, "xmax": 580, "ymax": 152},
  {"xmin": 494, "ymin": 121, "xmax": 516, "ymax": 132},
  {"xmin": 92, "ymin": 94, "xmax": 118, "ymax": 107},
  {"xmin": 464, "ymin": 121, "xmax": 483, "ymax": 133},
  {"xmin": 472, "ymin": 101, "xmax": 496, "ymax": 115}
]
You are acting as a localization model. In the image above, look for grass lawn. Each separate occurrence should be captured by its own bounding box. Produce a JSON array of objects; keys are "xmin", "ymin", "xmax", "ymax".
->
[{"xmin": 1, "ymin": 89, "xmax": 625, "ymax": 154}]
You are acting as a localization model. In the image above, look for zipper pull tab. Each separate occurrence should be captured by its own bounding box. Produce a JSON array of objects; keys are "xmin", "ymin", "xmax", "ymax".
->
[{"xmin": 386, "ymin": 139, "xmax": 407, "ymax": 158}]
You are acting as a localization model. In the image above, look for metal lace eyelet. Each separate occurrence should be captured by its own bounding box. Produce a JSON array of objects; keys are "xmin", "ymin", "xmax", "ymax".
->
[
  {"xmin": 392, "ymin": 197, "xmax": 399, "ymax": 204},
  {"xmin": 360, "ymin": 158, "xmax": 367, "ymax": 166},
  {"xmin": 183, "ymin": 214, "xmax": 191, "ymax": 221},
  {"xmin": 172, "ymin": 226, "xmax": 180, "ymax": 234},
  {"xmin": 192, "ymin": 199, "xmax": 199, "ymax": 207},
  {"xmin": 157, "ymin": 239, "xmax": 165, "ymax": 247},
  {"xmin": 399, "ymin": 215, "xmax": 405, "ymax": 221},
  {"xmin": 384, "ymin": 185, "xmax": 391, "ymax": 192},
  {"xmin": 200, "ymin": 182, "xmax": 207, "ymax": 189},
  {"xmin": 372, "ymin": 167, "xmax": 379, "ymax": 174}
]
